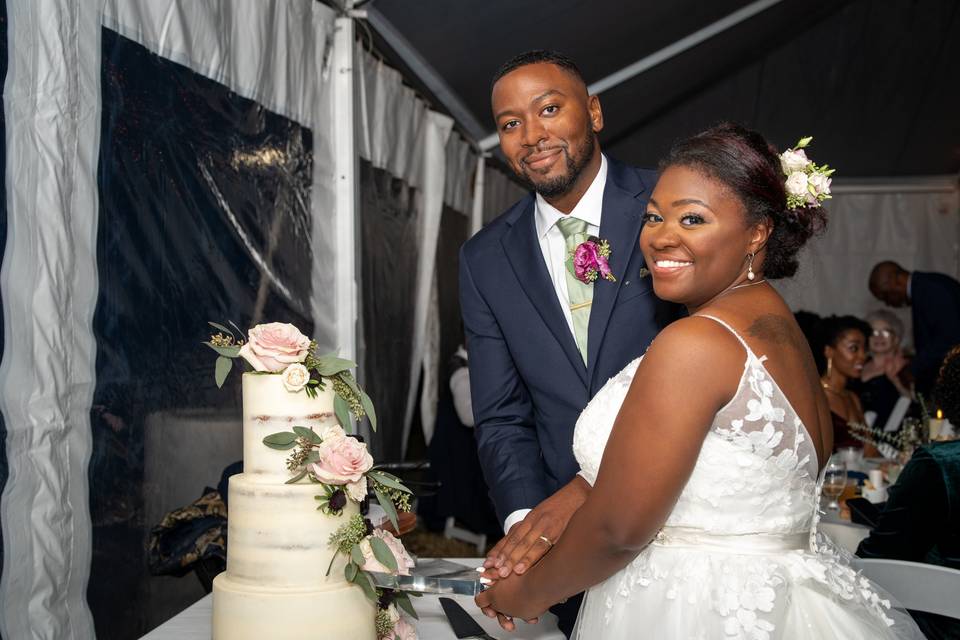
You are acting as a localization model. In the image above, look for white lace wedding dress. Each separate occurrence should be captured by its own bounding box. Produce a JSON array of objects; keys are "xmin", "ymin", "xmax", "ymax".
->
[{"xmin": 570, "ymin": 315, "xmax": 923, "ymax": 639}]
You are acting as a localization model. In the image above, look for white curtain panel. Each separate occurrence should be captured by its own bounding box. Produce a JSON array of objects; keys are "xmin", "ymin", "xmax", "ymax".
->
[
  {"xmin": 356, "ymin": 47, "xmax": 469, "ymax": 453},
  {"xmin": 2, "ymin": 0, "xmax": 337, "ymax": 636},
  {"xmin": 775, "ymin": 178, "xmax": 960, "ymax": 349},
  {"xmin": 1, "ymin": 1, "xmax": 101, "ymax": 637}
]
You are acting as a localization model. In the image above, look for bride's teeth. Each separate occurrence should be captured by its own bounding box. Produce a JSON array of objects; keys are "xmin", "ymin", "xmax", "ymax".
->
[{"xmin": 656, "ymin": 260, "xmax": 691, "ymax": 268}]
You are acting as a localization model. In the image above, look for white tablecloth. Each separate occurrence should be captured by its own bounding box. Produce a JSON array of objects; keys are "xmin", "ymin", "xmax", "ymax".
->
[{"xmin": 140, "ymin": 558, "xmax": 564, "ymax": 640}]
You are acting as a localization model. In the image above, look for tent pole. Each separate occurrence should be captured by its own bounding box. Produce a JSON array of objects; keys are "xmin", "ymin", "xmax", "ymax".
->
[{"xmin": 332, "ymin": 15, "xmax": 359, "ymax": 367}]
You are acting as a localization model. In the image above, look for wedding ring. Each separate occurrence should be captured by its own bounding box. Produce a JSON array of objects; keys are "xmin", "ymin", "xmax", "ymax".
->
[{"xmin": 538, "ymin": 535, "xmax": 553, "ymax": 547}]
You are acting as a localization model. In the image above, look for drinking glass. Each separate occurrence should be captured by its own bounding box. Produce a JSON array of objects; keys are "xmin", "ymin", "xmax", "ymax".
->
[{"xmin": 822, "ymin": 460, "xmax": 847, "ymax": 511}]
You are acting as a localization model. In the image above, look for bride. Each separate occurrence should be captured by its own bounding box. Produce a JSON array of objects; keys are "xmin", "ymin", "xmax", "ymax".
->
[{"xmin": 475, "ymin": 123, "xmax": 923, "ymax": 638}]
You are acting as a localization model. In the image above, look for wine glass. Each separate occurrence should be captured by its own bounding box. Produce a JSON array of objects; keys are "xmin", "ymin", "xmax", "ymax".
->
[{"xmin": 822, "ymin": 460, "xmax": 847, "ymax": 511}]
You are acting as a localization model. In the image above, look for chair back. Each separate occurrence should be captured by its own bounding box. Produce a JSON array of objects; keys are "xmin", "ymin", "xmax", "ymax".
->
[{"xmin": 855, "ymin": 558, "xmax": 960, "ymax": 619}]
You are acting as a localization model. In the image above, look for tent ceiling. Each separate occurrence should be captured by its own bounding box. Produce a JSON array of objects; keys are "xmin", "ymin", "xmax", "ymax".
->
[{"xmin": 365, "ymin": 0, "xmax": 960, "ymax": 177}]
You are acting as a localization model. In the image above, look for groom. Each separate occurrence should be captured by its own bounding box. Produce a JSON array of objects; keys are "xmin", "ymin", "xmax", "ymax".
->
[{"xmin": 459, "ymin": 50, "xmax": 676, "ymax": 635}]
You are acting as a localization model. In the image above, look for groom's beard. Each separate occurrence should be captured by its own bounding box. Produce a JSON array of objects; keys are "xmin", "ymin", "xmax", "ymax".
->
[{"xmin": 518, "ymin": 128, "xmax": 597, "ymax": 199}]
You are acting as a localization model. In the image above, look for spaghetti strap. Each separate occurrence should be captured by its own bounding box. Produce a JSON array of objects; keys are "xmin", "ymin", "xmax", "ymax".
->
[{"xmin": 695, "ymin": 314, "xmax": 752, "ymax": 354}]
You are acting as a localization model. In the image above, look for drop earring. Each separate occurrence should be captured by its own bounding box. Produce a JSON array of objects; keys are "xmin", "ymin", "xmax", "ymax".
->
[
  {"xmin": 746, "ymin": 253, "xmax": 756, "ymax": 281},
  {"xmin": 827, "ymin": 356, "xmax": 833, "ymax": 378}
]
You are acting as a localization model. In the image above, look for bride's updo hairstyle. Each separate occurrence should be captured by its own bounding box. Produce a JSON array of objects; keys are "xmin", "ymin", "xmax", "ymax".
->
[{"xmin": 661, "ymin": 122, "xmax": 827, "ymax": 279}]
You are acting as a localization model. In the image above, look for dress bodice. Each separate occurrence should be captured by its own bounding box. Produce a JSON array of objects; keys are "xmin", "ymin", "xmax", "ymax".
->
[{"xmin": 573, "ymin": 315, "xmax": 820, "ymax": 537}]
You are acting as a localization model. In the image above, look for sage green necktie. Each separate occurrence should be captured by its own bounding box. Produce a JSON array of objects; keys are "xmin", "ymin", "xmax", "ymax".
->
[{"xmin": 555, "ymin": 216, "xmax": 592, "ymax": 364}]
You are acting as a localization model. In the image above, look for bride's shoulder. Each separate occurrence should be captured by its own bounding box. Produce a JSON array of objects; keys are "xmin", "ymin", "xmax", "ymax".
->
[{"xmin": 644, "ymin": 316, "xmax": 746, "ymax": 368}]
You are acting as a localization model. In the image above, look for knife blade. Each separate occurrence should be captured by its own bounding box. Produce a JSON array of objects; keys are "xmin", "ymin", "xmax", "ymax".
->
[
  {"xmin": 367, "ymin": 559, "xmax": 485, "ymax": 595},
  {"xmin": 439, "ymin": 597, "xmax": 497, "ymax": 640},
  {"xmin": 367, "ymin": 566, "xmax": 484, "ymax": 595}
]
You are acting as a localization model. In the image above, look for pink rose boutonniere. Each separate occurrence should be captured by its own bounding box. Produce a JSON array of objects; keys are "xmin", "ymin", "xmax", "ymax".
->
[{"xmin": 568, "ymin": 237, "xmax": 616, "ymax": 285}]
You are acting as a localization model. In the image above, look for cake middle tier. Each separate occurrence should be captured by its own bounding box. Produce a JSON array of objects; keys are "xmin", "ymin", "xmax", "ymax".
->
[{"xmin": 226, "ymin": 473, "xmax": 357, "ymax": 588}]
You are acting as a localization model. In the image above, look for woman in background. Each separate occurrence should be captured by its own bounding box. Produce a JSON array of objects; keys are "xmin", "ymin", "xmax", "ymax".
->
[
  {"xmin": 859, "ymin": 309, "xmax": 913, "ymax": 431},
  {"xmin": 818, "ymin": 315, "xmax": 876, "ymax": 453}
]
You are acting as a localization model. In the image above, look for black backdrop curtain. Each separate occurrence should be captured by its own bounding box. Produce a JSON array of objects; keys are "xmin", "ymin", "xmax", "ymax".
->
[{"xmin": 359, "ymin": 160, "xmax": 419, "ymax": 461}]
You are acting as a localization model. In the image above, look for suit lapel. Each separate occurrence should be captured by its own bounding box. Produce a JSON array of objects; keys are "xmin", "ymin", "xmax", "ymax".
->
[
  {"xmin": 501, "ymin": 199, "xmax": 588, "ymax": 385},
  {"xmin": 587, "ymin": 161, "xmax": 648, "ymax": 377}
]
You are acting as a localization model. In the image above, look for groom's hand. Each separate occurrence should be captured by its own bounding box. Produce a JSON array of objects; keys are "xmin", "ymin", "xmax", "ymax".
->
[{"xmin": 484, "ymin": 476, "xmax": 590, "ymax": 578}]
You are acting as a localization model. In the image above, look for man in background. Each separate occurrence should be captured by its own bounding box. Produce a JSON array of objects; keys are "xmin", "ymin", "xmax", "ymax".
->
[{"xmin": 869, "ymin": 261, "xmax": 960, "ymax": 396}]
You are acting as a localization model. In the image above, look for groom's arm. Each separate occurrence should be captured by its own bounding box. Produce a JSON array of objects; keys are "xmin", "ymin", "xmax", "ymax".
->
[{"xmin": 460, "ymin": 249, "xmax": 551, "ymax": 526}]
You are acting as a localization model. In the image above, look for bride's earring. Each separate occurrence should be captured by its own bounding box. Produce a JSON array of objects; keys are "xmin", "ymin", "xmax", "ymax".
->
[
  {"xmin": 826, "ymin": 356, "xmax": 833, "ymax": 378},
  {"xmin": 746, "ymin": 253, "xmax": 756, "ymax": 281}
]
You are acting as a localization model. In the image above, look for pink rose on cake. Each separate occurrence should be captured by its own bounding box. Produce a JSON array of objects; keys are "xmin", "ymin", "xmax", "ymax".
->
[
  {"xmin": 385, "ymin": 615, "xmax": 417, "ymax": 640},
  {"xmin": 360, "ymin": 529, "xmax": 416, "ymax": 576},
  {"xmin": 310, "ymin": 434, "xmax": 373, "ymax": 485},
  {"xmin": 238, "ymin": 322, "xmax": 311, "ymax": 372}
]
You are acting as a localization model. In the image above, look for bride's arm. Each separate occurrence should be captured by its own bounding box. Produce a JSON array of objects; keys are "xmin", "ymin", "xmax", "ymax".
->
[{"xmin": 476, "ymin": 318, "xmax": 743, "ymax": 620}]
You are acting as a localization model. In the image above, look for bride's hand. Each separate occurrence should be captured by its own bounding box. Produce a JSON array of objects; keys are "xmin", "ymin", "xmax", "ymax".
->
[
  {"xmin": 475, "ymin": 573, "xmax": 545, "ymax": 628},
  {"xmin": 484, "ymin": 477, "xmax": 588, "ymax": 578}
]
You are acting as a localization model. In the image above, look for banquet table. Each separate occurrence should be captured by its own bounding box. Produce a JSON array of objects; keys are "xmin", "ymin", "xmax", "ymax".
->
[{"xmin": 139, "ymin": 558, "xmax": 564, "ymax": 640}]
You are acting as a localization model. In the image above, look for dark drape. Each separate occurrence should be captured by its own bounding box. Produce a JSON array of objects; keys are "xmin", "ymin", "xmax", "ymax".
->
[{"xmin": 359, "ymin": 160, "xmax": 419, "ymax": 461}]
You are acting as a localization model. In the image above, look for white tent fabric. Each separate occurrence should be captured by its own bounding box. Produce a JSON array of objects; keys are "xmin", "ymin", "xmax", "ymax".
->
[
  {"xmin": 1, "ymin": 1, "xmax": 101, "ymax": 638},
  {"xmin": 776, "ymin": 177, "xmax": 960, "ymax": 346},
  {"xmin": 2, "ymin": 0, "xmax": 339, "ymax": 636}
]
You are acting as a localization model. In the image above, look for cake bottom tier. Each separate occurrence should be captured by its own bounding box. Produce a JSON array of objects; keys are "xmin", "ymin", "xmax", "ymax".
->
[{"xmin": 212, "ymin": 573, "xmax": 377, "ymax": 640}]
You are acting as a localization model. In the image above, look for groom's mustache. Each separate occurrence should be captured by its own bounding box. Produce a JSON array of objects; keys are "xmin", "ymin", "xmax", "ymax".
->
[{"xmin": 521, "ymin": 144, "xmax": 567, "ymax": 165}]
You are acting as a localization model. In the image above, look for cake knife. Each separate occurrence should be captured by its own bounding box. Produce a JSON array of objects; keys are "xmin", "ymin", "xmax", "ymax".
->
[{"xmin": 367, "ymin": 560, "xmax": 485, "ymax": 596}]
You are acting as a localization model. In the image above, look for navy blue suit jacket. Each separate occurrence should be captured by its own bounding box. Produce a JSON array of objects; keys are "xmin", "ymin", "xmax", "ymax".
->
[
  {"xmin": 459, "ymin": 158, "xmax": 679, "ymax": 524},
  {"xmin": 910, "ymin": 271, "xmax": 960, "ymax": 394}
]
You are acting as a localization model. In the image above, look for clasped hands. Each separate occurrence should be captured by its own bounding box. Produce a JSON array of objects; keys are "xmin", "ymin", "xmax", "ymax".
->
[{"xmin": 474, "ymin": 478, "xmax": 587, "ymax": 631}]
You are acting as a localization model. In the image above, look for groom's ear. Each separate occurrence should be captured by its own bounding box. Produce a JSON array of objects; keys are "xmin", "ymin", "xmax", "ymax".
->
[{"xmin": 587, "ymin": 94, "xmax": 604, "ymax": 133}]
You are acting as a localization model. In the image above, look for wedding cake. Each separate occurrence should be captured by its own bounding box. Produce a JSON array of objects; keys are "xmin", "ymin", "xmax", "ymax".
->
[
  {"xmin": 206, "ymin": 322, "xmax": 417, "ymax": 640},
  {"xmin": 212, "ymin": 373, "xmax": 376, "ymax": 640}
]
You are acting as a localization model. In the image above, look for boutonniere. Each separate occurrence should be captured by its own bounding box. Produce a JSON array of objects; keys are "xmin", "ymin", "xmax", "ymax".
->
[{"xmin": 566, "ymin": 237, "xmax": 616, "ymax": 285}]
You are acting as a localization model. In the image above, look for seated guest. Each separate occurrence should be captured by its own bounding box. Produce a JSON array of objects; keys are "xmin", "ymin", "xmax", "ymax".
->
[
  {"xmin": 857, "ymin": 345, "xmax": 960, "ymax": 639},
  {"xmin": 869, "ymin": 261, "xmax": 960, "ymax": 396},
  {"xmin": 860, "ymin": 309, "xmax": 914, "ymax": 431},
  {"xmin": 817, "ymin": 315, "xmax": 877, "ymax": 452}
]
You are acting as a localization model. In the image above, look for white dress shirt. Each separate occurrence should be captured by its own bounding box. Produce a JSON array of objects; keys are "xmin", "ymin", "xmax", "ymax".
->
[{"xmin": 503, "ymin": 155, "xmax": 608, "ymax": 534}]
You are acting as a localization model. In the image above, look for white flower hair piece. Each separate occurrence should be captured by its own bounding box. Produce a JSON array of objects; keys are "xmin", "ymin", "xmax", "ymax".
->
[{"xmin": 780, "ymin": 136, "xmax": 834, "ymax": 211}]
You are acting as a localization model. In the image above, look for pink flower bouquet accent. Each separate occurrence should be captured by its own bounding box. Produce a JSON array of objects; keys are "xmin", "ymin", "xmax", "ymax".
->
[
  {"xmin": 359, "ymin": 529, "xmax": 416, "ymax": 576},
  {"xmin": 310, "ymin": 435, "xmax": 374, "ymax": 485},
  {"xmin": 237, "ymin": 322, "xmax": 311, "ymax": 372},
  {"xmin": 569, "ymin": 238, "xmax": 616, "ymax": 285}
]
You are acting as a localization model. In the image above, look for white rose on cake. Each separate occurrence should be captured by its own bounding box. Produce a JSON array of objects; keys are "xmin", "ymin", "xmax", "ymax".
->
[{"xmin": 281, "ymin": 363, "xmax": 310, "ymax": 392}]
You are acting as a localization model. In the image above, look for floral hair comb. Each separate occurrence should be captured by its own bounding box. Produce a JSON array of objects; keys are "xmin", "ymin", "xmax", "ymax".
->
[{"xmin": 779, "ymin": 136, "xmax": 834, "ymax": 210}]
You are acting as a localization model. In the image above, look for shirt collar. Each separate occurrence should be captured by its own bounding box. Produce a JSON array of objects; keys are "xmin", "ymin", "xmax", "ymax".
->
[{"xmin": 535, "ymin": 154, "xmax": 608, "ymax": 239}]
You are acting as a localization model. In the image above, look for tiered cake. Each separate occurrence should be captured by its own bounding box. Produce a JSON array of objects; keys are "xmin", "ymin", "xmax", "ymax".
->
[{"xmin": 212, "ymin": 373, "xmax": 376, "ymax": 640}]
